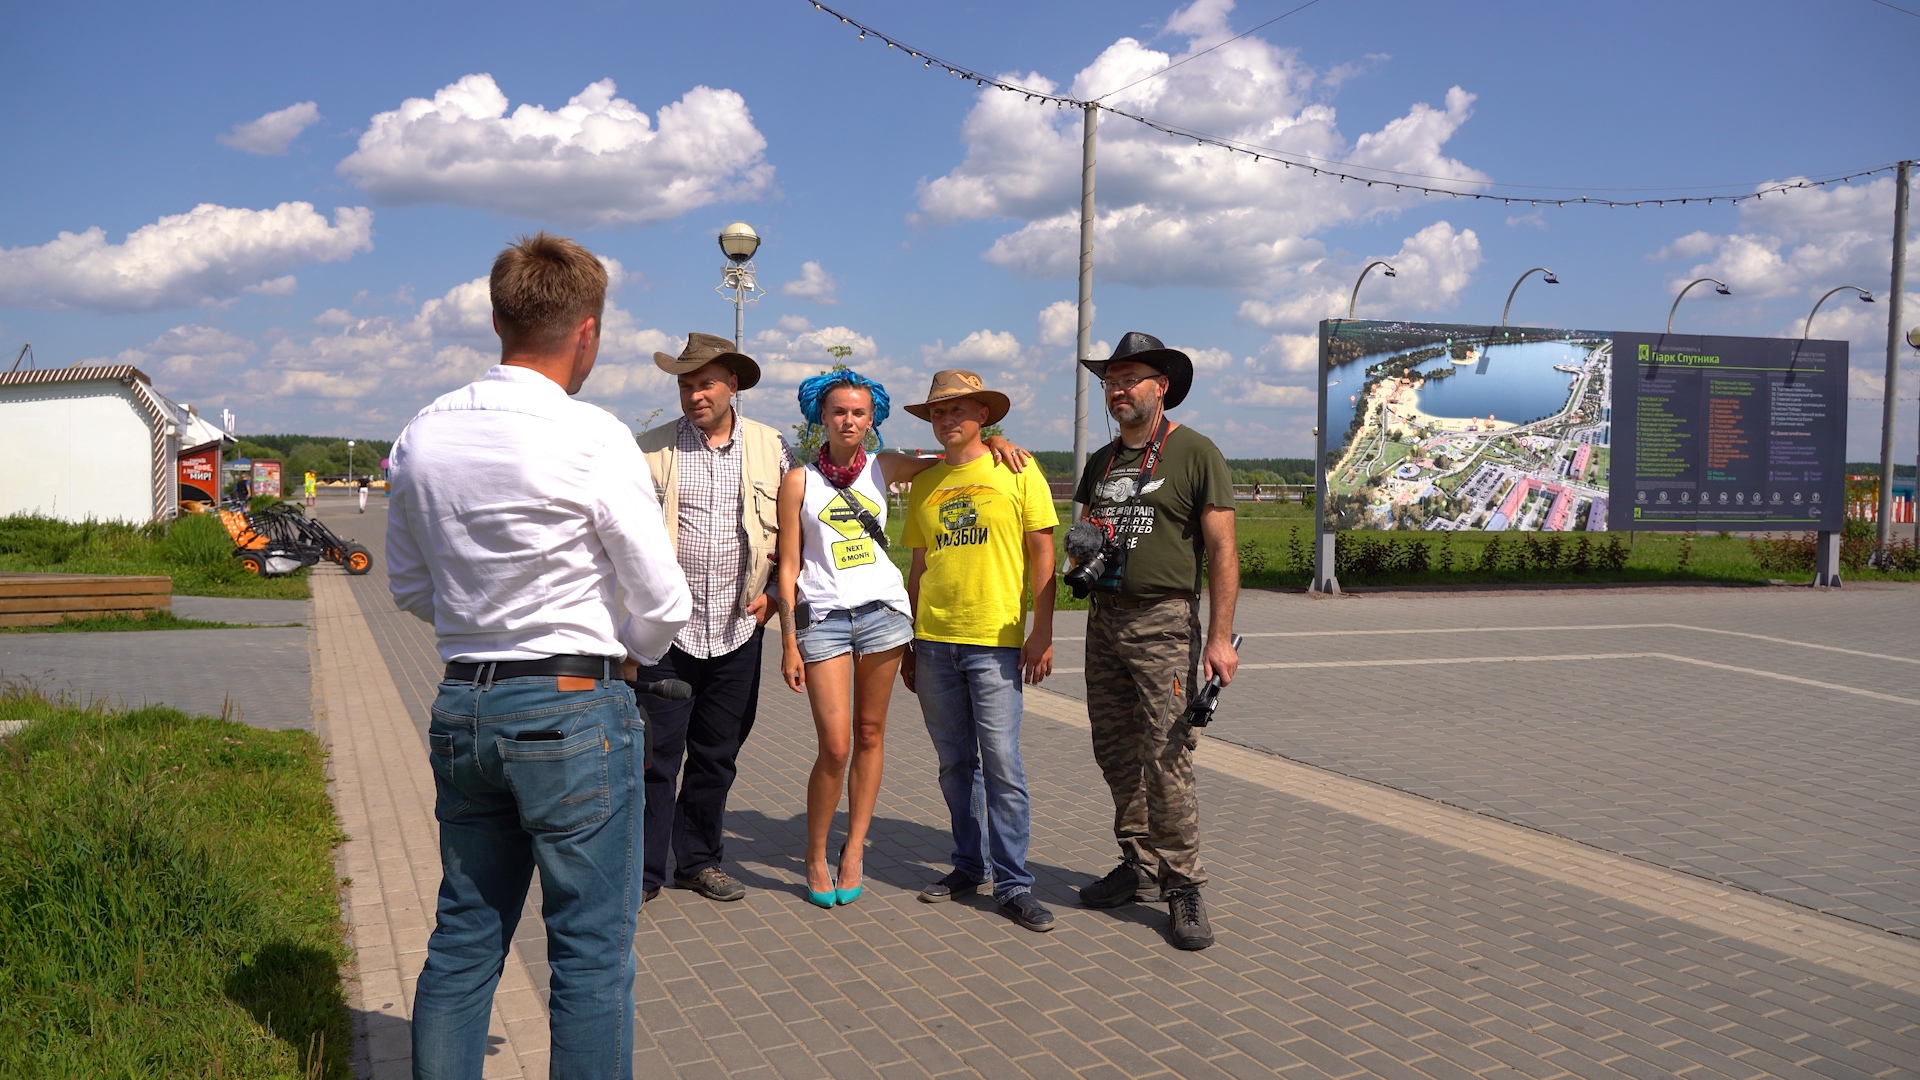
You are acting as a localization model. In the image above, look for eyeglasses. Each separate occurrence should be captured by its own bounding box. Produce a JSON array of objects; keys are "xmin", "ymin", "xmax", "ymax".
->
[{"xmin": 1100, "ymin": 374, "xmax": 1163, "ymax": 393}]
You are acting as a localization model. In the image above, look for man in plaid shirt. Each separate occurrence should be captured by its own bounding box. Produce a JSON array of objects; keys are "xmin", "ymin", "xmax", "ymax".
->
[{"xmin": 635, "ymin": 333, "xmax": 797, "ymax": 902}]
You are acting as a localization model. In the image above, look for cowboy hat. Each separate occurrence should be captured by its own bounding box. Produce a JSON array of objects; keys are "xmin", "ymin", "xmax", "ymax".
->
[
  {"xmin": 1080, "ymin": 331, "xmax": 1192, "ymax": 409},
  {"xmin": 654, "ymin": 331, "xmax": 761, "ymax": 390},
  {"xmin": 902, "ymin": 369, "xmax": 1011, "ymax": 426}
]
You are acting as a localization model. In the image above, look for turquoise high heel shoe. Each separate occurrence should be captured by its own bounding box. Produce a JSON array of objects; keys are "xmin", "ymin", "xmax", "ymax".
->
[
  {"xmin": 835, "ymin": 844, "xmax": 863, "ymax": 906},
  {"xmin": 806, "ymin": 860, "xmax": 836, "ymax": 908}
]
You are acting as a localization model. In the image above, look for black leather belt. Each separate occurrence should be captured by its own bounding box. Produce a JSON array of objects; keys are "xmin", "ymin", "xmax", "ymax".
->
[{"xmin": 444, "ymin": 655, "xmax": 620, "ymax": 682}]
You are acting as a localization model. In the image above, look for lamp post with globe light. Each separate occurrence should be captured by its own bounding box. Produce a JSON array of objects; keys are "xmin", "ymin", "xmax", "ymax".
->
[
  {"xmin": 347, "ymin": 439, "xmax": 355, "ymax": 483},
  {"xmin": 716, "ymin": 222, "xmax": 763, "ymax": 351}
]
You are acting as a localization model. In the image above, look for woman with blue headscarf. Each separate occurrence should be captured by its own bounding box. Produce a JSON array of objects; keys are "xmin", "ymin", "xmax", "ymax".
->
[{"xmin": 776, "ymin": 369, "xmax": 1029, "ymax": 908}]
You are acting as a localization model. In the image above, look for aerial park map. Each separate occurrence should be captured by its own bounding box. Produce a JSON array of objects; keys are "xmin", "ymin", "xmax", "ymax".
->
[{"xmin": 1320, "ymin": 321, "xmax": 1613, "ymax": 532}]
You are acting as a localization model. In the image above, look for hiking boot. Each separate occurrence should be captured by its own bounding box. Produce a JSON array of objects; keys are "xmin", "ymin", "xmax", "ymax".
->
[
  {"xmin": 675, "ymin": 866, "xmax": 746, "ymax": 902},
  {"xmin": 1166, "ymin": 886, "xmax": 1214, "ymax": 950},
  {"xmin": 999, "ymin": 891, "xmax": 1056, "ymax": 932},
  {"xmin": 1080, "ymin": 859, "xmax": 1162, "ymax": 909},
  {"xmin": 918, "ymin": 869, "xmax": 988, "ymax": 903}
]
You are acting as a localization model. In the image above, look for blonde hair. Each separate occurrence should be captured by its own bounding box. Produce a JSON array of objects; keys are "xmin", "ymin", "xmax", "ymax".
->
[{"xmin": 490, "ymin": 232, "xmax": 607, "ymax": 352}]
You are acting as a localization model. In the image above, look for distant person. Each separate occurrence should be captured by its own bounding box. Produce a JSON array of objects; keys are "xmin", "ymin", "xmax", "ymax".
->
[
  {"xmin": 633, "ymin": 333, "xmax": 794, "ymax": 904},
  {"xmin": 1070, "ymin": 332, "xmax": 1239, "ymax": 951},
  {"xmin": 304, "ymin": 470, "xmax": 318, "ymax": 508},
  {"xmin": 774, "ymin": 370, "xmax": 1027, "ymax": 908},
  {"xmin": 901, "ymin": 369, "xmax": 1059, "ymax": 934},
  {"xmin": 236, "ymin": 475, "xmax": 251, "ymax": 502},
  {"xmin": 387, "ymin": 232, "xmax": 690, "ymax": 1078},
  {"xmin": 357, "ymin": 474, "xmax": 370, "ymax": 513}
]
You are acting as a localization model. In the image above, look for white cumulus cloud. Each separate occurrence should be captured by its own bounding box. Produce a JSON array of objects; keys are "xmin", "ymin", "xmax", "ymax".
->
[
  {"xmin": 918, "ymin": 0, "xmax": 1487, "ymax": 291},
  {"xmin": 1238, "ymin": 221, "xmax": 1483, "ymax": 331},
  {"xmin": 1036, "ymin": 299, "xmax": 1092, "ymax": 348},
  {"xmin": 0, "ymin": 202, "xmax": 372, "ymax": 313},
  {"xmin": 923, "ymin": 329, "xmax": 1025, "ymax": 368},
  {"xmin": 219, "ymin": 101, "xmax": 322, "ymax": 155},
  {"xmin": 779, "ymin": 261, "xmax": 839, "ymax": 304},
  {"xmin": 338, "ymin": 74, "xmax": 773, "ymax": 226},
  {"xmin": 1658, "ymin": 174, "xmax": 1911, "ymax": 302}
]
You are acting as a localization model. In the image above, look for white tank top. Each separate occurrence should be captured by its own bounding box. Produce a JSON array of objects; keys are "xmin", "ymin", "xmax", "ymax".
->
[{"xmin": 797, "ymin": 456, "xmax": 911, "ymax": 619}]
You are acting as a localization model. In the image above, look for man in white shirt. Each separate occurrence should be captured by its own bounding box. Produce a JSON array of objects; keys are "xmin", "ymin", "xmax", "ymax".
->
[{"xmin": 388, "ymin": 233, "xmax": 690, "ymax": 1080}]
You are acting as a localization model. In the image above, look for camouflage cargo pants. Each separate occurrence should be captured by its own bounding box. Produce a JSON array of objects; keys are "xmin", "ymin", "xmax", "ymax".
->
[{"xmin": 1084, "ymin": 593, "xmax": 1206, "ymax": 889}]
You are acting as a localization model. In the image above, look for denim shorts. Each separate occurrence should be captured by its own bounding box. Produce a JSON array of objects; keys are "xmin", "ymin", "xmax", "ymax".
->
[{"xmin": 794, "ymin": 600, "xmax": 914, "ymax": 663}]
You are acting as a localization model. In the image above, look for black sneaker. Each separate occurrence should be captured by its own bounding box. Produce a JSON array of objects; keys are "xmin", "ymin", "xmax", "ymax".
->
[
  {"xmin": 1080, "ymin": 859, "xmax": 1162, "ymax": 909},
  {"xmin": 674, "ymin": 866, "xmax": 747, "ymax": 902},
  {"xmin": 999, "ymin": 891, "xmax": 1056, "ymax": 932},
  {"xmin": 1167, "ymin": 886, "xmax": 1214, "ymax": 950},
  {"xmin": 642, "ymin": 886, "xmax": 660, "ymax": 904},
  {"xmin": 918, "ymin": 869, "xmax": 988, "ymax": 903}
]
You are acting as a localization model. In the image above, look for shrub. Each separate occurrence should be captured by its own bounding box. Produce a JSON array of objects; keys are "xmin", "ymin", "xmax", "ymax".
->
[
  {"xmin": 1238, "ymin": 540, "xmax": 1269, "ymax": 579},
  {"xmin": 1597, "ymin": 534, "xmax": 1628, "ymax": 571},
  {"xmin": 1478, "ymin": 534, "xmax": 1504, "ymax": 572},
  {"xmin": 1569, "ymin": 535, "xmax": 1592, "ymax": 573}
]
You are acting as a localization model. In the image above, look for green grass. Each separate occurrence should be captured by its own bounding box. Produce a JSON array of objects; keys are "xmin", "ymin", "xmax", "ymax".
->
[
  {"xmin": 0, "ymin": 610, "xmax": 276, "ymax": 634},
  {"xmin": 0, "ymin": 513, "xmax": 310, "ymax": 600},
  {"xmin": 0, "ymin": 689, "xmax": 350, "ymax": 1079},
  {"xmin": 880, "ymin": 495, "xmax": 1920, "ymax": 596}
]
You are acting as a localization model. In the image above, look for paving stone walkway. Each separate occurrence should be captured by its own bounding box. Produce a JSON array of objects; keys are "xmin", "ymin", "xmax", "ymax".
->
[{"xmin": 314, "ymin": 498, "xmax": 1920, "ymax": 1078}]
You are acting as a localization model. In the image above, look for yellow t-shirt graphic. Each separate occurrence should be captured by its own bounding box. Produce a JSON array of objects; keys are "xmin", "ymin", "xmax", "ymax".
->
[{"xmin": 905, "ymin": 455, "xmax": 1057, "ymax": 648}]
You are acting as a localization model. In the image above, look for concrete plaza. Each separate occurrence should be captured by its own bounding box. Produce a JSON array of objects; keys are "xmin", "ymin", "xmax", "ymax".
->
[{"xmin": 303, "ymin": 494, "xmax": 1919, "ymax": 1079}]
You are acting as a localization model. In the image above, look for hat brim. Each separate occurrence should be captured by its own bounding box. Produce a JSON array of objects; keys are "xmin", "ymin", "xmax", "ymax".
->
[
  {"xmin": 1081, "ymin": 349, "xmax": 1192, "ymax": 409},
  {"xmin": 652, "ymin": 350, "xmax": 761, "ymax": 391},
  {"xmin": 902, "ymin": 390, "xmax": 1011, "ymax": 427}
]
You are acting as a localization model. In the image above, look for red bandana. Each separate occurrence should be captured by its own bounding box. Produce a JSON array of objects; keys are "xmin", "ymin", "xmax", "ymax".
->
[{"xmin": 815, "ymin": 444, "xmax": 868, "ymax": 488}]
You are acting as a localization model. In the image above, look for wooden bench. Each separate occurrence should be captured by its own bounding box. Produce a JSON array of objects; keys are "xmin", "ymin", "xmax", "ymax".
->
[{"xmin": 0, "ymin": 573, "xmax": 173, "ymax": 628}]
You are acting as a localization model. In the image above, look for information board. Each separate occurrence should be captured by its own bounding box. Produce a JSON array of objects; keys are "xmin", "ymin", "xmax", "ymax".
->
[
  {"xmin": 1317, "ymin": 320, "xmax": 1613, "ymax": 532},
  {"xmin": 1608, "ymin": 334, "xmax": 1846, "ymax": 530}
]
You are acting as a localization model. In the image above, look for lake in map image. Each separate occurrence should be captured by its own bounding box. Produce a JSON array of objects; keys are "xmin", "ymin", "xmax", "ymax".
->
[{"xmin": 1328, "ymin": 338, "xmax": 1603, "ymax": 440}]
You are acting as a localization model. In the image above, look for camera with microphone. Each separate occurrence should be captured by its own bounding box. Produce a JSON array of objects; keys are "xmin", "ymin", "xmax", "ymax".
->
[{"xmin": 1063, "ymin": 518, "xmax": 1125, "ymax": 598}]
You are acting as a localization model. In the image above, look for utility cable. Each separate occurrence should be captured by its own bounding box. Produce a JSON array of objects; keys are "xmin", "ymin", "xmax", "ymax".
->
[{"xmin": 801, "ymin": 1, "xmax": 1914, "ymax": 209}]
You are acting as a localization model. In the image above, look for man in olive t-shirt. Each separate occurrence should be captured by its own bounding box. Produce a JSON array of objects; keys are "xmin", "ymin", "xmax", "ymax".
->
[{"xmin": 1070, "ymin": 332, "xmax": 1238, "ymax": 951}]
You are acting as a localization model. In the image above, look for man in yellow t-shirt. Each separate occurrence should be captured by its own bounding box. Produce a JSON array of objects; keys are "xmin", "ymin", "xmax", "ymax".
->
[{"xmin": 900, "ymin": 369, "xmax": 1059, "ymax": 933}]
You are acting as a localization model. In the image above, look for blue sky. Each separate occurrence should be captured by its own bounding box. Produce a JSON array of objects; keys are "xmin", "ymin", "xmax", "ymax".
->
[{"xmin": 3, "ymin": 0, "xmax": 1915, "ymax": 459}]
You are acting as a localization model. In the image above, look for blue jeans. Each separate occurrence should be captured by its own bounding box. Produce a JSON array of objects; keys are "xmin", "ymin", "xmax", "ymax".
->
[
  {"xmin": 413, "ymin": 674, "xmax": 644, "ymax": 1080},
  {"xmin": 913, "ymin": 640, "xmax": 1034, "ymax": 901}
]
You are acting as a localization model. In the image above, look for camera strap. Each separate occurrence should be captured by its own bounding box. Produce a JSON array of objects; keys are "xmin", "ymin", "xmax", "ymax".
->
[
  {"xmin": 1099, "ymin": 415, "xmax": 1172, "ymax": 490},
  {"xmin": 815, "ymin": 464, "xmax": 890, "ymax": 549}
]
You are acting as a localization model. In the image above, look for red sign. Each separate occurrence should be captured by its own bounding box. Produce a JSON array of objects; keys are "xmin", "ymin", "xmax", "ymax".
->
[{"xmin": 178, "ymin": 441, "xmax": 221, "ymax": 505}]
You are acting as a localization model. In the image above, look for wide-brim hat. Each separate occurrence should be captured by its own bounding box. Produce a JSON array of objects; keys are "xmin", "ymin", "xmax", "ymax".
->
[
  {"xmin": 654, "ymin": 331, "xmax": 761, "ymax": 390},
  {"xmin": 902, "ymin": 368, "xmax": 1011, "ymax": 426},
  {"xmin": 1080, "ymin": 331, "xmax": 1192, "ymax": 409}
]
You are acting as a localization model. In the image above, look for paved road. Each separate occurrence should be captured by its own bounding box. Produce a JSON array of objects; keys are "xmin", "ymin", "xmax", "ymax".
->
[
  {"xmin": 1046, "ymin": 586, "xmax": 1920, "ymax": 940},
  {"xmin": 328, "ymin": 491, "xmax": 1920, "ymax": 1077},
  {"xmin": 0, "ymin": 594, "xmax": 312, "ymax": 730}
]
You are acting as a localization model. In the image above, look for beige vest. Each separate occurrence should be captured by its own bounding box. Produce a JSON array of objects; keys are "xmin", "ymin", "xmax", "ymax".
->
[{"xmin": 639, "ymin": 413, "xmax": 784, "ymax": 615}]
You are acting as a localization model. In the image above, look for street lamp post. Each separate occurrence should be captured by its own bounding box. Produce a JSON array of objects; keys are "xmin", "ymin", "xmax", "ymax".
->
[
  {"xmin": 1501, "ymin": 267, "xmax": 1559, "ymax": 328},
  {"xmin": 347, "ymin": 439, "xmax": 355, "ymax": 482},
  {"xmin": 1666, "ymin": 277, "xmax": 1731, "ymax": 334},
  {"xmin": 1802, "ymin": 285, "xmax": 1873, "ymax": 340},
  {"xmin": 1347, "ymin": 261, "xmax": 1398, "ymax": 319},
  {"xmin": 716, "ymin": 222, "xmax": 763, "ymax": 351}
]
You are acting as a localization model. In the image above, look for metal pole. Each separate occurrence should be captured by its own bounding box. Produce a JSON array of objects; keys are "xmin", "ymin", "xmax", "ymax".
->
[
  {"xmin": 1311, "ymin": 323, "xmax": 1338, "ymax": 593},
  {"xmin": 1877, "ymin": 161, "xmax": 1911, "ymax": 548},
  {"xmin": 1072, "ymin": 102, "xmax": 1097, "ymax": 497},
  {"xmin": 734, "ymin": 278, "xmax": 746, "ymax": 353}
]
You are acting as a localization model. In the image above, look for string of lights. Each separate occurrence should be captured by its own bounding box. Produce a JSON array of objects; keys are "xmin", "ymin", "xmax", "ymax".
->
[{"xmin": 803, "ymin": 0, "xmax": 1913, "ymax": 210}]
